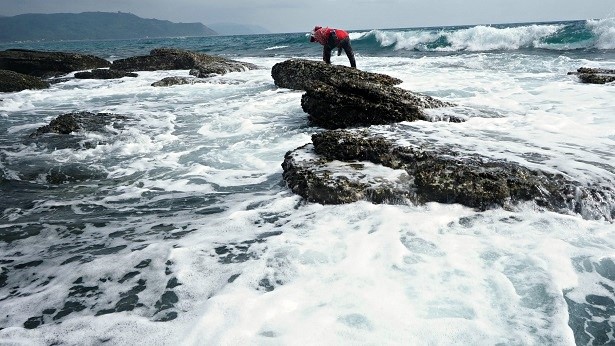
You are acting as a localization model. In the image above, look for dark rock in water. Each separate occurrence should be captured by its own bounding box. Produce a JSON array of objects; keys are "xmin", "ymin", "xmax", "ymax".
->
[
  {"xmin": 24, "ymin": 316, "xmax": 44, "ymax": 329},
  {"xmin": 568, "ymin": 67, "xmax": 615, "ymax": 84},
  {"xmin": 26, "ymin": 111, "xmax": 129, "ymax": 154},
  {"xmin": 53, "ymin": 301, "xmax": 86, "ymax": 320},
  {"xmin": 578, "ymin": 74, "xmax": 615, "ymax": 85},
  {"xmin": 154, "ymin": 311, "xmax": 178, "ymax": 322},
  {"xmin": 576, "ymin": 67, "xmax": 615, "ymax": 75},
  {"xmin": 0, "ymin": 49, "xmax": 111, "ymax": 78},
  {"xmin": 189, "ymin": 68, "xmax": 215, "ymax": 78},
  {"xmin": 29, "ymin": 111, "xmax": 128, "ymax": 138},
  {"xmin": 0, "ymin": 267, "xmax": 9, "ymax": 288},
  {"xmin": 282, "ymin": 143, "xmax": 414, "ymax": 205},
  {"xmin": 301, "ymin": 80, "xmax": 458, "ymax": 129},
  {"xmin": 282, "ymin": 129, "xmax": 615, "ymax": 221},
  {"xmin": 271, "ymin": 59, "xmax": 459, "ymax": 129},
  {"xmin": 151, "ymin": 76, "xmax": 195, "ymax": 87},
  {"xmin": 0, "ymin": 69, "xmax": 50, "ymax": 92},
  {"xmin": 111, "ymin": 48, "xmax": 257, "ymax": 74},
  {"xmin": 74, "ymin": 68, "xmax": 138, "ymax": 79},
  {"xmin": 271, "ymin": 59, "xmax": 402, "ymax": 91}
]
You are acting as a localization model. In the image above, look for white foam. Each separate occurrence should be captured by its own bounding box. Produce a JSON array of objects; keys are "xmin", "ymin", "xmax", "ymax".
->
[
  {"xmin": 444, "ymin": 24, "xmax": 563, "ymax": 51},
  {"xmin": 354, "ymin": 24, "xmax": 566, "ymax": 51},
  {"xmin": 265, "ymin": 45, "xmax": 289, "ymax": 51},
  {"xmin": 588, "ymin": 17, "xmax": 615, "ymax": 49}
]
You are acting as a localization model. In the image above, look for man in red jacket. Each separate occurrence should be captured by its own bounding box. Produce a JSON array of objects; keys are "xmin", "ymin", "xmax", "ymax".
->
[{"xmin": 310, "ymin": 26, "xmax": 356, "ymax": 68}]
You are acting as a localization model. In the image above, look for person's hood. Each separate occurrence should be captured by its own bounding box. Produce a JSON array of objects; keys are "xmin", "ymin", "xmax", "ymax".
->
[{"xmin": 310, "ymin": 26, "xmax": 322, "ymax": 42}]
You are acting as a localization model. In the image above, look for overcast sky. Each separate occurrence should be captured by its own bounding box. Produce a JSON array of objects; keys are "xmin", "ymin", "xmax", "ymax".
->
[{"xmin": 2, "ymin": 0, "xmax": 614, "ymax": 33}]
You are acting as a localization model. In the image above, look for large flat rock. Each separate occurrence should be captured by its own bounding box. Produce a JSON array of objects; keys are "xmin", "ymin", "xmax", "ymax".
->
[
  {"xmin": 0, "ymin": 49, "xmax": 111, "ymax": 78},
  {"xmin": 111, "ymin": 48, "xmax": 257, "ymax": 75},
  {"xmin": 568, "ymin": 67, "xmax": 615, "ymax": 84},
  {"xmin": 282, "ymin": 128, "xmax": 615, "ymax": 221}
]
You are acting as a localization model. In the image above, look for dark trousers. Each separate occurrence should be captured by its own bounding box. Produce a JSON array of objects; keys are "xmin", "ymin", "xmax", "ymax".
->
[{"xmin": 323, "ymin": 38, "xmax": 356, "ymax": 68}]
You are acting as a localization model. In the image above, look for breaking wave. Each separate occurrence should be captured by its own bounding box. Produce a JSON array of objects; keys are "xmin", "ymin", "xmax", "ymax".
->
[{"xmin": 351, "ymin": 19, "xmax": 615, "ymax": 52}]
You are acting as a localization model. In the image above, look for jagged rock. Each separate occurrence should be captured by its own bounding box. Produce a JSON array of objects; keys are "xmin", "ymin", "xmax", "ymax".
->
[
  {"xmin": 151, "ymin": 76, "xmax": 195, "ymax": 87},
  {"xmin": 0, "ymin": 69, "xmax": 50, "ymax": 92},
  {"xmin": 568, "ymin": 67, "xmax": 615, "ymax": 84},
  {"xmin": 111, "ymin": 48, "xmax": 257, "ymax": 74},
  {"xmin": 271, "ymin": 59, "xmax": 459, "ymax": 129},
  {"xmin": 282, "ymin": 129, "xmax": 615, "ymax": 221},
  {"xmin": 74, "ymin": 69, "xmax": 138, "ymax": 79},
  {"xmin": 0, "ymin": 49, "xmax": 111, "ymax": 78},
  {"xmin": 30, "ymin": 111, "xmax": 128, "ymax": 137}
]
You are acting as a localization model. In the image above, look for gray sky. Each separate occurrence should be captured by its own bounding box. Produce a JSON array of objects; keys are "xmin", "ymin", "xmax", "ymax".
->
[{"xmin": 2, "ymin": 0, "xmax": 614, "ymax": 33}]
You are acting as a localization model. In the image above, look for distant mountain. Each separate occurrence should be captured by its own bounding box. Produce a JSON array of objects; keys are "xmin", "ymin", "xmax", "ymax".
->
[
  {"xmin": 208, "ymin": 23, "xmax": 270, "ymax": 36},
  {"xmin": 0, "ymin": 12, "xmax": 218, "ymax": 42}
]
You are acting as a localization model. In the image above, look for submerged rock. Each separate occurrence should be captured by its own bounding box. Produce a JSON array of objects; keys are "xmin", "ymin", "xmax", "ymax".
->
[
  {"xmin": 568, "ymin": 67, "xmax": 615, "ymax": 84},
  {"xmin": 271, "ymin": 59, "xmax": 459, "ymax": 129},
  {"xmin": 74, "ymin": 69, "xmax": 138, "ymax": 79},
  {"xmin": 0, "ymin": 69, "xmax": 50, "ymax": 92},
  {"xmin": 0, "ymin": 49, "xmax": 111, "ymax": 78},
  {"xmin": 282, "ymin": 129, "xmax": 615, "ymax": 221},
  {"xmin": 111, "ymin": 48, "xmax": 257, "ymax": 75},
  {"xmin": 151, "ymin": 76, "xmax": 195, "ymax": 87},
  {"xmin": 30, "ymin": 111, "xmax": 128, "ymax": 137}
]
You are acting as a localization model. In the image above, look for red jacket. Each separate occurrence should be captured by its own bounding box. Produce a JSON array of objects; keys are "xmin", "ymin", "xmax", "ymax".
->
[{"xmin": 311, "ymin": 27, "xmax": 349, "ymax": 47}]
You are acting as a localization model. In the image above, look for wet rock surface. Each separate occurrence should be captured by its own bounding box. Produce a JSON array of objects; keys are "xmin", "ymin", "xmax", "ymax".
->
[
  {"xmin": 0, "ymin": 69, "xmax": 50, "ymax": 92},
  {"xmin": 271, "ymin": 59, "xmax": 403, "ymax": 91},
  {"xmin": 74, "ymin": 69, "xmax": 138, "ymax": 79},
  {"xmin": 0, "ymin": 49, "xmax": 111, "ymax": 78},
  {"xmin": 151, "ymin": 76, "xmax": 196, "ymax": 87},
  {"xmin": 282, "ymin": 129, "xmax": 615, "ymax": 220},
  {"xmin": 568, "ymin": 67, "xmax": 615, "ymax": 84},
  {"xmin": 271, "ymin": 59, "xmax": 459, "ymax": 129},
  {"xmin": 111, "ymin": 48, "xmax": 257, "ymax": 74}
]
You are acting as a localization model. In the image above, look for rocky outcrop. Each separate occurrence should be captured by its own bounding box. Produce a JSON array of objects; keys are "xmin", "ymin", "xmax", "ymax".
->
[
  {"xmin": 271, "ymin": 59, "xmax": 460, "ymax": 129},
  {"xmin": 74, "ymin": 69, "xmax": 138, "ymax": 79},
  {"xmin": 111, "ymin": 48, "xmax": 257, "ymax": 75},
  {"xmin": 151, "ymin": 76, "xmax": 195, "ymax": 87},
  {"xmin": 30, "ymin": 111, "xmax": 127, "ymax": 137},
  {"xmin": 0, "ymin": 69, "xmax": 50, "ymax": 92},
  {"xmin": 282, "ymin": 129, "xmax": 615, "ymax": 221},
  {"xmin": 271, "ymin": 59, "xmax": 403, "ymax": 91},
  {"xmin": 568, "ymin": 67, "xmax": 615, "ymax": 84},
  {"xmin": 0, "ymin": 49, "xmax": 111, "ymax": 78}
]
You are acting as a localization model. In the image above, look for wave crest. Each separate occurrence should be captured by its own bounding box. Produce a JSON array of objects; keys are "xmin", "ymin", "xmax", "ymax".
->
[
  {"xmin": 351, "ymin": 20, "xmax": 615, "ymax": 52},
  {"xmin": 588, "ymin": 18, "xmax": 615, "ymax": 49}
]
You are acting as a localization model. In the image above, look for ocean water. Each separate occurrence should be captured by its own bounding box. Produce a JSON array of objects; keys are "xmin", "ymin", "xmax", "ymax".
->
[{"xmin": 0, "ymin": 19, "xmax": 614, "ymax": 345}]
